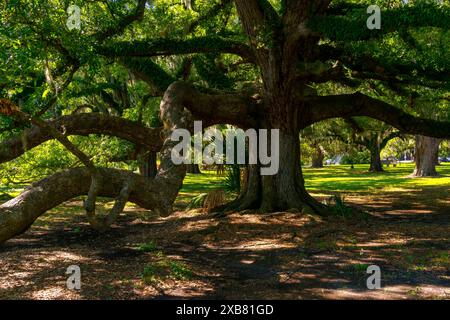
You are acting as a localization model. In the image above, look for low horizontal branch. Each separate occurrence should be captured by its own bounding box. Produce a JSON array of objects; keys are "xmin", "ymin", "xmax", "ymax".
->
[
  {"xmin": 0, "ymin": 113, "xmax": 163, "ymax": 164},
  {"xmin": 303, "ymin": 93, "xmax": 450, "ymax": 139},
  {"xmin": 0, "ymin": 167, "xmax": 165, "ymax": 243},
  {"xmin": 163, "ymin": 81, "xmax": 260, "ymax": 129},
  {"xmin": 98, "ymin": 36, "xmax": 256, "ymax": 63}
]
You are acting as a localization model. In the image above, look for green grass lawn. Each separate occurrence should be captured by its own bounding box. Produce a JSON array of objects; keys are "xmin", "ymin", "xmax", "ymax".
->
[
  {"xmin": 177, "ymin": 163, "xmax": 450, "ymax": 206},
  {"xmin": 2, "ymin": 163, "xmax": 449, "ymax": 208},
  {"xmin": 177, "ymin": 170, "xmax": 228, "ymax": 207},
  {"xmin": 304, "ymin": 163, "xmax": 450, "ymax": 194}
]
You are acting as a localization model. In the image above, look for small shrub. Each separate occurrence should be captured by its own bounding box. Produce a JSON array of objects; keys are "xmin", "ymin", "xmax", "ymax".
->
[
  {"xmin": 186, "ymin": 193, "xmax": 208, "ymax": 210},
  {"xmin": 142, "ymin": 266, "xmax": 158, "ymax": 284},
  {"xmin": 329, "ymin": 194, "xmax": 353, "ymax": 218},
  {"xmin": 169, "ymin": 261, "xmax": 193, "ymax": 280},
  {"xmin": 224, "ymin": 164, "xmax": 241, "ymax": 193},
  {"xmin": 353, "ymin": 263, "xmax": 369, "ymax": 273},
  {"xmin": 73, "ymin": 227, "xmax": 82, "ymax": 234},
  {"xmin": 141, "ymin": 260, "xmax": 193, "ymax": 284}
]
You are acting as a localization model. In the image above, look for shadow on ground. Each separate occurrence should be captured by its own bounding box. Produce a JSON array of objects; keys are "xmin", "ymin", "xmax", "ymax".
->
[{"xmin": 0, "ymin": 192, "xmax": 449, "ymax": 299}]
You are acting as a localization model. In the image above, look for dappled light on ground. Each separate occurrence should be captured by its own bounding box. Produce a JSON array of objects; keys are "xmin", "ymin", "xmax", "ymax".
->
[{"xmin": 0, "ymin": 164, "xmax": 448, "ymax": 299}]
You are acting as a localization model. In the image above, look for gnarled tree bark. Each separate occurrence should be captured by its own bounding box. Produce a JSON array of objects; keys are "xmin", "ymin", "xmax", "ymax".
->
[{"xmin": 0, "ymin": 82, "xmax": 198, "ymax": 242}]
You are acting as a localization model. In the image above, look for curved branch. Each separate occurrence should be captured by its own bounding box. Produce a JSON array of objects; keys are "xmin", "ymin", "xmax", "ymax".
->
[
  {"xmin": 0, "ymin": 81, "xmax": 261, "ymax": 243},
  {"xmin": 303, "ymin": 93, "xmax": 450, "ymax": 139},
  {"xmin": 119, "ymin": 57, "xmax": 176, "ymax": 93},
  {"xmin": 94, "ymin": 0, "xmax": 148, "ymax": 41},
  {"xmin": 162, "ymin": 81, "xmax": 260, "ymax": 129},
  {"xmin": 0, "ymin": 167, "xmax": 165, "ymax": 243},
  {"xmin": 380, "ymin": 131, "xmax": 404, "ymax": 150},
  {"xmin": 316, "ymin": 45, "xmax": 450, "ymax": 86},
  {"xmin": 0, "ymin": 113, "xmax": 163, "ymax": 164}
]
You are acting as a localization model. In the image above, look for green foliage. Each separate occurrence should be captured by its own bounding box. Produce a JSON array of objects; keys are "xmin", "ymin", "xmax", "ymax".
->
[
  {"xmin": 120, "ymin": 58, "xmax": 175, "ymax": 92},
  {"xmin": 311, "ymin": 1, "xmax": 450, "ymax": 42},
  {"xmin": 142, "ymin": 265, "xmax": 159, "ymax": 284},
  {"xmin": 1, "ymin": 0, "xmax": 449, "ymax": 212},
  {"xmin": 353, "ymin": 263, "xmax": 370, "ymax": 273},
  {"xmin": 341, "ymin": 150, "xmax": 371, "ymax": 165},
  {"xmin": 138, "ymin": 241, "xmax": 158, "ymax": 253},
  {"xmin": 329, "ymin": 194, "xmax": 354, "ymax": 218},
  {"xmin": 0, "ymin": 135, "xmax": 134, "ymax": 187},
  {"xmin": 142, "ymin": 259, "xmax": 193, "ymax": 284},
  {"xmin": 193, "ymin": 54, "xmax": 234, "ymax": 89},
  {"xmin": 186, "ymin": 193, "xmax": 208, "ymax": 210},
  {"xmin": 169, "ymin": 261, "xmax": 194, "ymax": 280},
  {"xmin": 223, "ymin": 164, "xmax": 241, "ymax": 193},
  {"xmin": 0, "ymin": 140, "xmax": 75, "ymax": 186},
  {"xmin": 0, "ymin": 192, "xmax": 13, "ymax": 201}
]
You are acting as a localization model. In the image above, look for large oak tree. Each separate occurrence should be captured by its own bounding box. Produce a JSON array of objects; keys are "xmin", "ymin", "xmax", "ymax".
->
[{"xmin": 0, "ymin": 0, "xmax": 449, "ymax": 243}]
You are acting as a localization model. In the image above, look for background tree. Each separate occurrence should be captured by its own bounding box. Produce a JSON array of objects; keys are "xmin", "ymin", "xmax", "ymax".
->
[{"xmin": 408, "ymin": 95, "xmax": 449, "ymax": 176}]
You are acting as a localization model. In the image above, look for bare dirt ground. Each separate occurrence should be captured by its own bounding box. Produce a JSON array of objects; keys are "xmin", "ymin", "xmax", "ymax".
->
[{"xmin": 0, "ymin": 187, "xmax": 449, "ymax": 300}]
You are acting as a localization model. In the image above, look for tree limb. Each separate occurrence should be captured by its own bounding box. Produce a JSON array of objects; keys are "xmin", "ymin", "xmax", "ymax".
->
[
  {"xmin": 0, "ymin": 112, "xmax": 164, "ymax": 164},
  {"xmin": 99, "ymin": 36, "xmax": 256, "ymax": 63},
  {"xmin": 94, "ymin": 0, "xmax": 148, "ymax": 41},
  {"xmin": 310, "ymin": 3, "xmax": 450, "ymax": 42},
  {"xmin": 0, "ymin": 167, "xmax": 165, "ymax": 243},
  {"xmin": 162, "ymin": 81, "xmax": 260, "ymax": 129},
  {"xmin": 303, "ymin": 93, "xmax": 450, "ymax": 139}
]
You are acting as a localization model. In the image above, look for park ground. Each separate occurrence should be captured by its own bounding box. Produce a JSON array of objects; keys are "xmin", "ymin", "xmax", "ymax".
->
[{"xmin": 0, "ymin": 163, "xmax": 449, "ymax": 300}]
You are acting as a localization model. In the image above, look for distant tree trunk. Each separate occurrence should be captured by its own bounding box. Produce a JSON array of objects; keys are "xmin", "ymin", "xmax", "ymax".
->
[
  {"xmin": 186, "ymin": 164, "xmax": 202, "ymax": 174},
  {"xmin": 139, "ymin": 151, "xmax": 158, "ymax": 179},
  {"xmin": 311, "ymin": 144, "xmax": 324, "ymax": 168},
  {"xmin": 369, "ymin": 143, "xmax": 383, "ymax": 172},
  {"xmin": 412, "ymin": 135, "xmax": 441, "ymax": 177}
]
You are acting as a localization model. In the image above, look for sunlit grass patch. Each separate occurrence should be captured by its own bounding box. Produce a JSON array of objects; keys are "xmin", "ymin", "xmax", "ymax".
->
[
  {"xmin": 137, "ymin": 241, "xmax": 159, "ymax": 253},
  {"xmin": 393, "ymin": 249, "xmax": 450, "ymax": 272},
  {"xmin": 304, "ymin": 163, "xmax": 450, "ymax": 194},
  {"xmin": 142, "ymin": 259, "xmax": 194, "ymax": 284}
]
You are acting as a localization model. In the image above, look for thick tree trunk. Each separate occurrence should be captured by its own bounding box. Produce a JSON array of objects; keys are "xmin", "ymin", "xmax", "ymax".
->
[
  {"xmin": 412, "ymin": 135, "xmax": 441, "ymax": 177},
  {"xmin": 186, "ymin": 164, "xmax": 202, "ymax": 174},
  {"xmin": 434, "ymin": 146, "xmax": 440, "ymax": 166},
  {"xmin": 259, "ymin": 131, "xmax": 325, "ymax": 213},
  {"xmin": 311, "ymin": 144, "xmax": 324, "ymax": 168},
  {"xmin": 221, "ymin": 126, "xmax": 326, "ymax": 214},
  {"xmin": 223, "ymin": 164, "xmax": 260, "ymax": 211},
  {"xmin": 369, "ymin": 144, "xmax": 383, "ymax": 172},
  {"xmin": 215, "ymin": 129, "xmax": 326, "ymax": 214}
]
